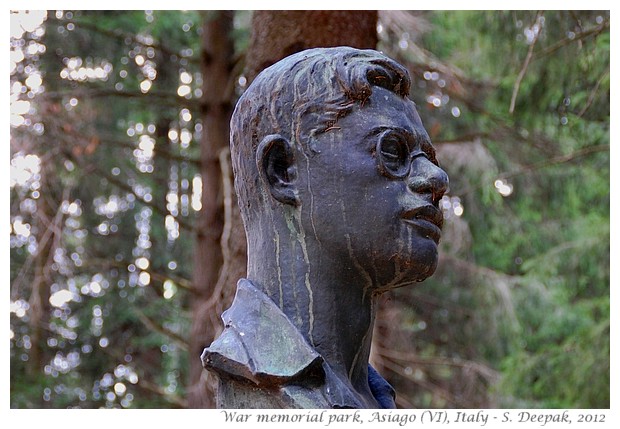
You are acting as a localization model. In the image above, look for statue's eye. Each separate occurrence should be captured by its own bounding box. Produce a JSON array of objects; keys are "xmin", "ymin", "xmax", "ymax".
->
[{"xmin": 377, "ymin": 132, "xmax": 410, "ymax": 178}]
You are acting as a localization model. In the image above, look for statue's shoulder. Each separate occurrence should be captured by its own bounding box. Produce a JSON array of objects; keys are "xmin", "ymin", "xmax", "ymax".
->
[
  {"xmin": 202, "ymin": 279, "xmax": 323, "ymax": 385},
  {"xmin": 202, "ymin": 279, "xmax": 395, "ymax": 409}
]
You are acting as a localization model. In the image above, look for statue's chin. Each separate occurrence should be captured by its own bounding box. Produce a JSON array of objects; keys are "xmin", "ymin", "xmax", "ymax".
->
[{"xmin": 375, "ymin": 252, "xmax": 439, "ymax": 292}]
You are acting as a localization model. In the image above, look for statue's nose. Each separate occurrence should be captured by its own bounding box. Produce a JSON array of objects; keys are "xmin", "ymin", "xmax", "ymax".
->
[{"xmin": 406, "ymin": 157, "xmax": 449, "ymax": 206}]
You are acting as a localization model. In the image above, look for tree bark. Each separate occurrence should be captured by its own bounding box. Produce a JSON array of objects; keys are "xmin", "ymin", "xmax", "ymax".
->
[
  {"xmin": 26, "ymin": 156, "xmax": 66, "ymax": 409},
  {"xmin": 28, "ymin": 175, "xmax": 54, "ymax": 379},
  {"xmin": 187, "ymin": 11, "xmax": 234, "ymax": 409},
  {"xmin": 245, "ymin": 11, "xmax": 378, "ymax": 81}
]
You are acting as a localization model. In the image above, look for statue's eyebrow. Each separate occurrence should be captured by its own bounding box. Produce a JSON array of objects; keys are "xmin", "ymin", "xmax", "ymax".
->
[
  {"xmin": 365, "ymin": 126, "xmax": 389, "ymax": 138},
  {"xmin": 366, "ymin": 125, "xmax": 431, "ymax": 147},
  {"xmin": 363, "ymin": 126, "xmax": 390, "ymax": 150}
]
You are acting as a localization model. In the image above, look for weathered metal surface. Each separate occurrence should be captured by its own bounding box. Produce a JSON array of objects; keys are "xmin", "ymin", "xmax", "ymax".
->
[{"xmin": 202, "ymin": 47, "xmax": 448, "ymax": 409}]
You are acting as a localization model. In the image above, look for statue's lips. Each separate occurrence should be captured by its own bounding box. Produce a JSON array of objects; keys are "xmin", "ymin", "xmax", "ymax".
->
[{"xmin": 401, "ymin": 205, "xmax": 443, "ymax": 243}]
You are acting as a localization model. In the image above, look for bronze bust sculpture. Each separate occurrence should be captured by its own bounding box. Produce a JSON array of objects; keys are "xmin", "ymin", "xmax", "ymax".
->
[{"xmin": 202, "ymin": 47, "xmax": 449, "ymax": 408}]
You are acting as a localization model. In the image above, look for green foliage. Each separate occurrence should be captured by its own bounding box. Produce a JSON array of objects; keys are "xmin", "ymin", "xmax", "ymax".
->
[
  {"xmin": 378, "ymin": 10, "xmax": 609, "ymax": 408},
  {"xmin": 10, "ymin": 10, "xmax": 208, "ymax": 408}
]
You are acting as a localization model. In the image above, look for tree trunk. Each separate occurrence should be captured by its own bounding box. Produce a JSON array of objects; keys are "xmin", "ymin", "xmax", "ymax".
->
[
  {"xmin": 187, "ymin": 10, "xmax": 234, "ymax": 409},
  {"xmin": 245, "ymin": 11, "xmax": 378, "ymax": 81},
  {"xmin": 28, "ymin": 175, "xmax": 54, "ymax": 379},
  {"xmin": 26, "ymin": 155, "xmax": 65, "ymax": 408}
]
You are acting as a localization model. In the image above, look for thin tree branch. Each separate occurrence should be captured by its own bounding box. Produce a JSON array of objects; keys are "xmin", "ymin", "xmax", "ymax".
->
[
  {"xmin": 36, "ymin": 135, "xmax": 199, "ymax": 239},
  {"xmin": 147, "ymin": 270, "xmax": 195, "ymax": 293},
  {"xmin": 96, "ymin": 340, "xmax": 188, "ymax": 408},
  {"xmin": 379, "ymin": 10, "xmax": 467, "ymax": 82},
  {"xmin": 497, "ymin": 144, "xmax": 609, "ymax": 181},
  {"xmin": 71, "ymin": 17, "xmax": 199, "ymax": 66},
  {"xmin": 88, "ymin": 162, "xmax": 196, "ymax": 233},
  {"xmin": 439, "ymin": 253, "xmax": 517, "ymax": 281},
  {"xmin": 459, "ymin": 143, "xmax": 609, "ymax": 198},
  {"xmin": 509, "ymin": 11, "xmax": 543, "ymax": 114},
  {"xmin": 533, "ymin": 18, "xmax": 609, "ymax": 61},
  {"xmin": 135, "ymin": 378, "xmax": 188, "ymax": 408},
  {"xmin": 135, "ymin": 309, "xmax": 189, "ymax": 351},
  {"xmin": 397, "ymin": 290, "xmax": 475, "ymax": 318},
  {"xmin": 375, "ymin": 345, "xmax": 500, "ymax": 382},
  {"xmin": 69, "ymin": 147, "xmax": 198, "ymax": 235},
  {"xmin": 43, "ymin": 88, "xmax": 200, "ymax": 110},
  {"xmin": 11, "ymin": 186, "xmax": 70, "ymax": 299},
  {"xmin": 49, "ymin": 127, "xmax": 198, "ymax": 234},
  {"xmin": 578, "ymin": 70, "xmax": 609, "ymax": 118},
  {"xmin": 84, "ymin": 257, "xmax": 196, "ymax": 293},
  {"xmin": 434, "ymin": 132, "xmax": 492, "ymax": 145},
  {"xmin": 382, "ymin": 358, "xmax": 466, "ymax": 408},
  {"xmin": 97, "ymin": 136, "xmax": 200, "ymax": 166}
]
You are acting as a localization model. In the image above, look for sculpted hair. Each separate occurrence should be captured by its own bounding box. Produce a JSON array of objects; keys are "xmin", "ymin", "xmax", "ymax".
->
[{"xmin": 230, "ymin": 47, "xmax": 412, "ymax": 223}]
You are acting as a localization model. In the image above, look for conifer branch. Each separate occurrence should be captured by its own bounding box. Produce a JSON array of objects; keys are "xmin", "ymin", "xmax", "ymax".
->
[{"xmin": 135, "ymin": 309, "xmax": 189, "ymax": 351}]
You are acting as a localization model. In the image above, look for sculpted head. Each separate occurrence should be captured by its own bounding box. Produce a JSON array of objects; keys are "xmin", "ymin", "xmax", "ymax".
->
[{"xmin": 231, "ymin": 47, "xmax": 449, "ymax": 293}]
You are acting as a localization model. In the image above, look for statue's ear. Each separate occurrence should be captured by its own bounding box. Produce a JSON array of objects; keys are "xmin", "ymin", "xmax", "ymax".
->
[{"xmin": 256, "ymin": 134, "xmax": 299, "ymax": 206}]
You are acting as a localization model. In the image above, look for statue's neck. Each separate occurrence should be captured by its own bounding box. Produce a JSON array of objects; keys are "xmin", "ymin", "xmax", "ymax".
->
[{"xmin": 247, "ymin": 233, "xmax": 378, "ymax": 397}]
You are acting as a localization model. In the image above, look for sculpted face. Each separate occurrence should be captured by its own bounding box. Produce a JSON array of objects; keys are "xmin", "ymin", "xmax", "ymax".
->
[{"xmin": 298, "ymin": 87, "xmax": 449, "ymax": 291}]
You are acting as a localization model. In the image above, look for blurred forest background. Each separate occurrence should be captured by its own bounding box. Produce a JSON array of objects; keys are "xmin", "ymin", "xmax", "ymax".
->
[{"xmin": 10, "ymin": 10, "xmax": 609, "ymax": 409}]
